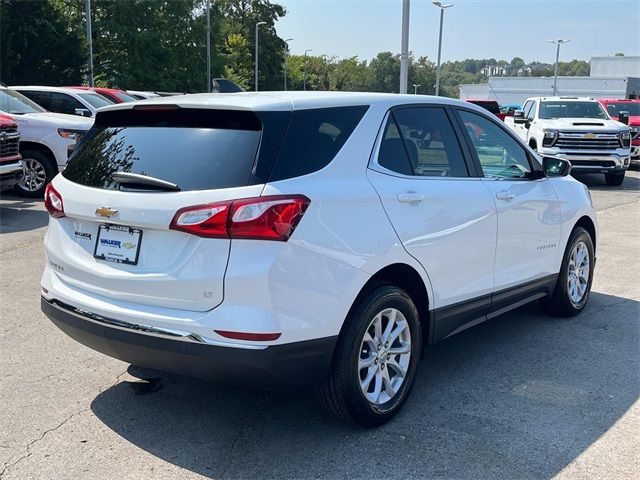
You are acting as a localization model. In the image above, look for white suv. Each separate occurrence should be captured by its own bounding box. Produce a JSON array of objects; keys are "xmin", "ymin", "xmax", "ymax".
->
[
  {"xmin": 12, "ymin": 86, "xmax": 114, "ymax": 118},
  {"xmin": 40, "ymin": 92, "xmax": 597, "ymax": 427}
]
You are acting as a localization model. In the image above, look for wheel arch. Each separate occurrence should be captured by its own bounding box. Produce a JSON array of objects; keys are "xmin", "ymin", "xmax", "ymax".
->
[
  {"xmin": 574, "ymin": 215, "xmax": 597, "ymax": 254},
  {"xmin": 341, "ymin": 263, "xmax": 431, "ymax": 348},
  {"xmin": 19, "ymin": 142, "xmax": 57, "ymax": 167}
]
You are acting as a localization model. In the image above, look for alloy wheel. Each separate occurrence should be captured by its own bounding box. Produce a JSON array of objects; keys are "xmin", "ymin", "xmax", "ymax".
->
[
  {"xmin": 19, "ymin": 158, "xmax": 47, "ymax": 193},
  {"xmin": 567, "ymin": 241, "xmax": 590, "ymax": 306},
  {"xmin": 358, "ymin": 307, "xmax": 411, "ymax": 405}
]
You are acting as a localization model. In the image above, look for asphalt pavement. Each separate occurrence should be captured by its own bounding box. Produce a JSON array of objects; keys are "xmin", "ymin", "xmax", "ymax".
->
[{"xmin": 1, "ymin": 171, "xmax": 638, "ymax": 479}]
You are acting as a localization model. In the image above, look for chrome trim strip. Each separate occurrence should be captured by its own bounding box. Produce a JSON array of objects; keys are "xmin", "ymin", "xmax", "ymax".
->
[
  {"xmin": 47, "ymin": 299, "xmax": 267, "ymax": 350},
  {"xmin": 0, "ymin": 161, "xmax": 24, "ymax": 176}
]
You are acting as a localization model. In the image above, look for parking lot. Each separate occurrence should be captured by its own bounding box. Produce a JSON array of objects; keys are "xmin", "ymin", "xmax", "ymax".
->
[{"xmin": 0, "ymin": 171, "xmax": 638, "ymax": 480}]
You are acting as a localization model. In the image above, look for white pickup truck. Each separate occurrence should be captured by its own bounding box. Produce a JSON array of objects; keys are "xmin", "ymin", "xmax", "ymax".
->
[{"xmin": 505, "ymin": 96, "xmax": 631, "ymax": 186}]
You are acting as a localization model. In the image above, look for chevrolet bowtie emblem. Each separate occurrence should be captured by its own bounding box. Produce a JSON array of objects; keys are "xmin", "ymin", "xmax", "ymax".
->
[
  {"xmin": 584, "ymin": 133, "xmax": 596, "ymax": 139},
  {"xmin": 95, "ymin": 207, "xmax": 118, "ymax": 218}
]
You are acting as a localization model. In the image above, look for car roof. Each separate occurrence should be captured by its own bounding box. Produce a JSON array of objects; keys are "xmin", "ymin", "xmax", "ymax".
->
[
  {"xmin": 598, "ymin": 98, "xmax": 640, "ymax": 103},
  {"xmin": 67, "ymin": 86, "xmax": 127, "ymax": 94},
  {"xmin": 11, "ymin": 86, "xmax": 104, "ymax": 96},
  {"xmin": 98, "ymin": 91, "xmax": 478, "ymax": 113},
  {"xmin": 531, "ymin": 96, "xmax": 599, "ymax": 102}
]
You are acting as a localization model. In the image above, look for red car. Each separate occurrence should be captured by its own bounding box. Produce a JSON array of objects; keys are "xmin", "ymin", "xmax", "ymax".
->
[
  {"xmin": 465, "ymin": 99, "xmax": 508, "ymax": 121},
  {"xmin": 0, "ymin": 114, "xmax": 23, "ymax": 192},
  {"xmin": 598, "ymin": 98, "xmax": 640, "ymax": 167},
  {"xmin": 67, "ymin": 86, "xmax": 138, "ymax": 104}
]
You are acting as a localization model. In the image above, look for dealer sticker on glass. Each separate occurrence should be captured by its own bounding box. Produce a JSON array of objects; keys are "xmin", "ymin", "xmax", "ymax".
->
[{"xmin": 93, "ymin": 224, "xmax": 143, "ymax": 265}]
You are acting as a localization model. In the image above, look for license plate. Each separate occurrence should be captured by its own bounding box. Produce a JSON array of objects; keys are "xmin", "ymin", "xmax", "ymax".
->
[{"xmin": 93, "ymin": 224, "xmax": 143, "ymax": 265}]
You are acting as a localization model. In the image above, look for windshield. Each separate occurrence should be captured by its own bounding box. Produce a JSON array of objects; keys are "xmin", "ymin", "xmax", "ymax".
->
[
  {"xmin": 77, "ymin": 92, "xmax": 113, "ymax": 109},
  {"xmin": 539, "ymin": 101, "xmax": 609, "ymax": 120},
  {"xmin": 0, "ymin": 88, "xmax": 47, "ymax": 114},
  {"xmin": 604, "ymin": 102, "xmax": 640, "ymax": 117},
  {"xmin": 114, "ymin": 92, "xmax": 138, "ymax": 103}
]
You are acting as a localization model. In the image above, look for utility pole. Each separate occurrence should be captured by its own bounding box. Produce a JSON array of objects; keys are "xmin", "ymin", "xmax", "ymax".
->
[
  {"xmin": 433, "ymin": 2, "xmax": 453, "ymax": 96},
  {"xmin": 254, "ymin": 21, "xmax": 267, "ymax": 91},
  {"xmin": 283, "ymin": 38, "xmax": 293, "ymax": 91},
  {"xmin": 206, "ymin": 0, "xmax": 211, "ymax": 92},
  {"xmin": 303, "ymin": 49, "xmax": 312, "ymax": 91},
  {"xmin": 85, "ymin": 0, "xmax": 94, "ymax": 87},
  {"xmin": 549, "ymin": 39, "xmax": 570, "ymax": 96},
  {"xmin": 399, "ymin": 0, "xmax": 410, "ymax": 94}
]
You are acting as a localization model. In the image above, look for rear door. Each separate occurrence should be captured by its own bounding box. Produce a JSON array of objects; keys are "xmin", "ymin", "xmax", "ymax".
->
[
  {"xmin": 48, "ymin": 107, "xmax": 285, "ymax": 312},
  {"xmin": 367, "ymin": 106, "xmax": 497, "ymax": 330}
]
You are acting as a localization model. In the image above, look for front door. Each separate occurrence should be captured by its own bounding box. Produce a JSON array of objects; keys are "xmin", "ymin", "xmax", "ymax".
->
[{"xmin": 455, "ymin": 108, "xmax": 562, "ymax": 293}]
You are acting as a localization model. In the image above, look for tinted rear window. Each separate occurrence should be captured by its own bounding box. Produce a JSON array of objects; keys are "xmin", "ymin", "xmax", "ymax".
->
[
  {"xmin": 269, "ymin": 106, "xmax": 369, "ymax": 181},
  {"xmin": 63, "ymin": 109, "xmax": 264, "ymax": 191}
]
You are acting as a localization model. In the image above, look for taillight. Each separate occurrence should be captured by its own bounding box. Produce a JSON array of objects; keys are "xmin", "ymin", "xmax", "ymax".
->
[
  {"xmin": 44, "ymin": 183, "xmax": 65, "ymax": 218},
  {"xmin": 169, "ymin": 195, "xmax": 310, "ymax": 241}
]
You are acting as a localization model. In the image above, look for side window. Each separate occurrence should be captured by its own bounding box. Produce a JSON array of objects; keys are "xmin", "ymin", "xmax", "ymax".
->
[
  {"xmin": 458, "ymin": 110, "xmax": 533, "ymax": 179},
  {"xmin": 389, "ymin": 107, "xmax": 469, "ymax": 177},
  {"xmin": 269, "ymin": 106, "xmax": 369, "ymax": 181},
  {"xmin": 522, "ymin": 100, "xmax": 532, "ymax": 117},
  {"xmin": 526, "ymin": 101, "xmax": 537, "ymax": 120},
  {"xmin": 49, "ymin": 93, "xmax": 84, "ymax": 115},
  {"xmin": 377, "ymin": 115, "xmax": 413, "ymax": 175},
  {"xmin": 21, "ymin": 91, "xmax": 51, "ymax": 111}
]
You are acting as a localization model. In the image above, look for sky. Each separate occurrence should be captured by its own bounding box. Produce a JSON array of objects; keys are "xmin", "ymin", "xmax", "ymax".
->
[{"xmin": 275, "ymin": 0, "xmax": 640, "ymax": 63}]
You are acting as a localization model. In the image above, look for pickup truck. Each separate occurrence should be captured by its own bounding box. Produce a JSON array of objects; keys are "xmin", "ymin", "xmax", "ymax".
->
[
  {"xmin": 505, "ymin": 96, "xmax": 631, "ymax": 186},
  {"xmin": 598, "ymin": 98, "xmax": 640, "ymax": 168},
  {"xmin": 0, "ymin": 114, "xmax": 23, "ymax": 192},
  {"xmin": 466, "ymin": 99, "xmax": 507, "ymax": 121}
]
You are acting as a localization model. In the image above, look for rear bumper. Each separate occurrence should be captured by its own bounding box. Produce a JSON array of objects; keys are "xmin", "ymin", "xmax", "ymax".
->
[{"xmin": 41, "ymin": 297, "xmax": 337, "ymax": 389}]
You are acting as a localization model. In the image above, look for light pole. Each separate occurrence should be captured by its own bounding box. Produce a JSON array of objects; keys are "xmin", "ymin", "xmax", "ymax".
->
[
  {"xmin": 433, "ymin": 1, "xmax": 453, "ymax": 96},
  {"xmin": 303, "ymin": 49, "xmax": 312, "ymax": 91},
  {"xmin": 85, "ymin": 0, "xmax": 94, "ymax": 87},
  {"xmin": 284, "ymin": 38, "xmax": 293, "ymax": 91},
  {"xmin": 206, "ymin": 0, "xmax": 211, "ymax": 92},
  {"xmin": 254, "ymin": 21, "xmax": 267, "ymax": 91},
  {"xmin": 549, "ymin": 39, "xmax": 570, "ymax": 96},
  {"xmin": 399, "ymin": 0, "xmax": 410, "ymax": 94},
  {"xmin": 413, "ymin": 84, "xmax": 421, "ymax": 94}
]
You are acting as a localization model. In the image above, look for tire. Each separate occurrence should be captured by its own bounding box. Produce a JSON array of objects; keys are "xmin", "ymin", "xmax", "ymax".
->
[
  {"xmin": 15, "ymin": 150, "xmax": 57, "ymax": 197},
  {"xmin": 317, "ymin": 285, "xmax": 422, "ymax": 428},
  {"xmin": 541, "ymin": 227, "xmax": 594, "ymax": 317},
  {"xmin": 604, "ymin": 171, "xmax": 625, "ymax": 187}
]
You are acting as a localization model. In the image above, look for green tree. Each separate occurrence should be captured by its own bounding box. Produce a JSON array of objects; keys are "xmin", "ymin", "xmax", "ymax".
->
[
  {"xmin": 0, "ymin": 0, "xmax": 84, "ymax": 84},
  {"xmin": 222, "ymin": 33, "xmax": 253, "ymax": 90}
]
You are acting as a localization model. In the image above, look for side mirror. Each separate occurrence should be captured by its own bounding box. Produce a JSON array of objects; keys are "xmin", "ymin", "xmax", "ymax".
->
[
  {"xmin": 74, "ymin": 108, "xmax": 92, "ymax": 117},
  {"xmin": 513, "ymin": 110, "xmax": 527, "ymax": 124},
  {"xmin": 618, "ymin": 111, "xmax": 630, "ymax": 125},
  {"xmin": 542, "ymin": 157, "xmax": 571, "ymax": 177}
]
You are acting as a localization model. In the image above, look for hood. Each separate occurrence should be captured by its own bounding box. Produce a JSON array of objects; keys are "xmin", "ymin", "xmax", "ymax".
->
[
  {"xmin": 11, "ymin": 111, "xmax": 93, "ymax": 130},
  {"xmin": 0, "ymin": 113, "xmax": 16, "ymax": 128},
  {"xmin": 541, "ymin": 117, "xmax": 627, "ymax": 132}
]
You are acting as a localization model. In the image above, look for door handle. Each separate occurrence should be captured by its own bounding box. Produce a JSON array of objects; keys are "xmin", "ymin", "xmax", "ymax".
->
[
  {"xmin": 397, "ymin": 192, "xmax": 425, "ymax": 204},
  {"xmin": 496, "ymin": 191, "xmax": 515, "ymax": 201}
]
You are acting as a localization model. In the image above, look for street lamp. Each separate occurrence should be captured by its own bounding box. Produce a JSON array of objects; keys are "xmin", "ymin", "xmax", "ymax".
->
[
  {"xmin": 548, "ymin": 39, "xmax": 570, "ymax": 96},
  {"xmin": 413, "ymin": 84, "xmax": 421, "ymax": 94},
  {"xmin": 303, "ymin": 49, "xmax": 312, "ymax": 91},
  {"xmin": 255, "ymin": 21, "xmax": 267, "ymax": 91},
  {"xmin": 85, "ymin": 0, "xmax": 94, "ymax": 87},
  {"xmin": 284, "ymin": 38, "xmax": 293, "ymax": 91},
  {"xmin": 206, "ymin": 0, "xmax": 211, "ymax": 92},
  {"xmin": 432, "ymin": 1, "xmax": 453, "ymax": 96}
]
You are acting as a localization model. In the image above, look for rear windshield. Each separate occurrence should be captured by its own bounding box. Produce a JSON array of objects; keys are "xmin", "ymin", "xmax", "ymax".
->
[
  {"xmin": 63, "ymin": 105, "xmax": 369, "ymax": 191},
  {"xmin": 470, "ymin": 101, "xmax": 500, "ymax": 114},
  {"xmin": 63, "ymin": 109, "xmax": 263, "ymax": 191},
  {"xmin": 539, "ymin": 101, "xmax": 608, "ymax": 120},
  {"xmin": 114, "ymin": 92, "xmax": 138, "ymax": 103}
]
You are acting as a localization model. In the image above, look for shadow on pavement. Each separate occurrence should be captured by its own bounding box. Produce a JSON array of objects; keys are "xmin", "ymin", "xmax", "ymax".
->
[
  {"xmin": 90, "ymin": 292, "xmax": 639, "ymax": 479},
  {"xmin": 574, "ymin": 171, "xmax": 640, "ymax": 192},
  {"xmin": 0, "ymin": 195, "xmax": 48, "ymax": 233}
]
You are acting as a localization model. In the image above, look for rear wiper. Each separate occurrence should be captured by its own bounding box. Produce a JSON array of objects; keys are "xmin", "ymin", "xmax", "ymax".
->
[{"xmin": 111, "ymin": 172, "xmax": 180, "ymax": 191}]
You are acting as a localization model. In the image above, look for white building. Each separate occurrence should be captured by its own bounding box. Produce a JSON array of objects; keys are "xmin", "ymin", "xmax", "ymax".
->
[{"xmin": 459, "ymin": 56, "xmax": 640, "ymax": 105}]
